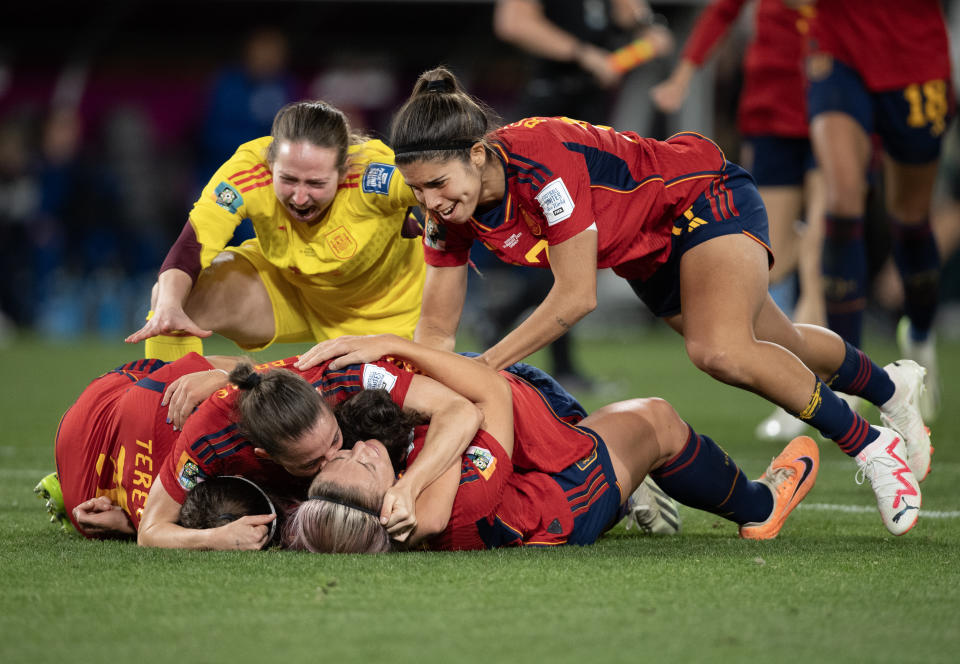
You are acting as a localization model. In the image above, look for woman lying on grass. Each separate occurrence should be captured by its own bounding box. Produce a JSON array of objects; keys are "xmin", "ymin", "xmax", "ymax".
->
[{"xmin": 285, "ymin": 335, "xmax": 821, "ymax": 551}]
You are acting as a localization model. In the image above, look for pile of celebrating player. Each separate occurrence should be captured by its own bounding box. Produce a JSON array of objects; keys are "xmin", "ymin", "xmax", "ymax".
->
[{"xmin": 36, "ymin": 0, "xmax": 950, "ymax": 551}]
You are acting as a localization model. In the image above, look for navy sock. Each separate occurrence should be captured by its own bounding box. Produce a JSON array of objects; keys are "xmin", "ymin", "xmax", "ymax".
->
[
  {"xmin": 651, "ymin": 425, "xmax": 773, "ymax": 525},
  {"xmin": 828, "ymin": 341, "xmax": 895, "ymax": 406},
  {"xmin": 797, "ymin": 378, "xmax": 878, "ymax": 456},
  {"xmin": 890, "ymin": 216, "xmax": 940, "ymax": 341},
  {"xmin": 822, "ymin": 214, "xmax": 867, "ymax": 346}
]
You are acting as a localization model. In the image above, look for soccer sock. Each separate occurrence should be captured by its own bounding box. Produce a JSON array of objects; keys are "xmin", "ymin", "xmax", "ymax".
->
[
  {"xmin": 890, "ymin": 216, "xmax": 940, "ymax": 342},
  {"xmin": 797, "ymin": 378, "xmax": 878, "ymax": 457},
  {"xmin": 828, "ymin": 341, "xmax": 895, "ymax": 406},
  {"xmin": 144, "ymin": 333, "xmax": 204, "ymax": 361},
  {"xmin": 822, "ymin": 214, "xmax": 867, "ymax": 346},
  {"xmin": 650, "ymin": 425, "xmax": 774, "ymax": 525}
]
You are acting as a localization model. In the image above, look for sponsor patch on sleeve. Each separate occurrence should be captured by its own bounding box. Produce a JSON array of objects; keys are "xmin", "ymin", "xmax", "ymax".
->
[
  {"xmin": 466, "ymin": 445, "xmax": 497, "ymax": 480},
  {"xmin": 362, "ymin": 163, "xmax": 395, "ymax": 195},
  {"xmin": 535, "ymin": 178, "xmax": 575, "ymax": 226},
  {"xmin": 424, "ymin": 217, "xmax": 447, "ymax": 251},
  {"xmin": 362, "ymin": 364, "xmax": 399, "ymax": 393},
  {"xmin": 175, "ymin": 451, "xmax": 208, "ymax": 491},
  {"xmin": 213, "ymin": 182, "xmax": 244, "ymax": 214}
]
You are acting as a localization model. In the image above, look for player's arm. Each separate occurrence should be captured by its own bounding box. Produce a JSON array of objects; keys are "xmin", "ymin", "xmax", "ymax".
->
[
  {"xmin": 406, "ymin": 461, "xmax": 461, "ymax": 546},
  {"xmin": 481, "ymin": 228, "xmax": 598, "ymax": 371},
  {"xmin": 162, "ymin": 354, "xmax": 245, "ymax": 429},
  {"xmin": 414, "ymin": 263, "xmax": 469, "ymax": 351},
  {"xmin": 378, "ymin": 373, "xmax": 483, "ymax": 541},
  {"xmin": 137, "ymin": 476, "xmax": 274, "ymax": 550}
]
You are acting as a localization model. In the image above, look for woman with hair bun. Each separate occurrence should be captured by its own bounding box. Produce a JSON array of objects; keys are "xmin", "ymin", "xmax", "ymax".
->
[{"xmin": 389, "ymin": 66, "xmax": 929, "ymax": 537}]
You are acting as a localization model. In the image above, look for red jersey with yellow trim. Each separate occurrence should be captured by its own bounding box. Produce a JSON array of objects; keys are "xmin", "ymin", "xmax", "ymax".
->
[
  {"xmin": 55, "ymin": 354, "xmax": 213, "ymax": 535},
  {"xmin": 809, "ymin": 0, "xmax": 950, "ymax": 91},
  {"xmin": 406, "ymin": 426, "xmax": 513, "ymax": 551},
  {"xmin": 156, "ymin": 356, "xmax": 413, "ymax": 505},
  {"xmin": 682, "ymin": 0, "xmax": 811, "ymax": 138},
  {"xmin": 422, "ymin": 117, "xmax": 727, "ymax": 280}
]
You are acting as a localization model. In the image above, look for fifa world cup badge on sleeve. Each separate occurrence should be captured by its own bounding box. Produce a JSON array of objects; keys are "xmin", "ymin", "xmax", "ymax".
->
[
  {"xmin": 175, "ymin": 452, "xmax": 208, "ymax": 491},
  {"xmin": 466, "ymin": 445, "xmax": 497, "ymax": 480},
  {"xmin": 362, "ymin": 364, "xmax": 398, "ymax": 393},
  {"xmin": 213, "ymin": 182, "xmax": 244, "ymax": 214},
  {"xmin": 361, "ymin": 163, "xmax": 395, "ymax": 195},
  {"xmin": 424, "ymin": 218, "xmax": 447, "ymax": 250},
  {"xmin": 535, "ymin": 178, "xmax": 575, "ymax": 225}
]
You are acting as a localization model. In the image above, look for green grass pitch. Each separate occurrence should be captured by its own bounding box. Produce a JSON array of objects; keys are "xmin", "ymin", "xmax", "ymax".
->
[{"xmin": 1, "ymin": 330, "xmax": 957, "ymax": 663}]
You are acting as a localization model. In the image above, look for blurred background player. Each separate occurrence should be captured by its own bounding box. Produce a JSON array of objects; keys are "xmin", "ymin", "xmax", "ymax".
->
[
  {"xmin": 805, "ymin": 0, "xmax": 955, "ymax": 421},
  {"xmin": 125, "ymin": 100, "xmax": 425, "ymax": 362},
  {"xmin": 486, "ymin": 0, "xmax": 673, "ymax": 392},
  {"xmin": 650, "ymin": 0, "xmax": 827, "ymax": 441}
]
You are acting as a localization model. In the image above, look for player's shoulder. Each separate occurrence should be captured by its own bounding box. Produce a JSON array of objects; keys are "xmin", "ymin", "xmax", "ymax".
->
[
  {"xmin": 346, "ymin": 139, "xmax": 403, "ymax": 199},
  {"xmin": 228, "ymin": 136, "xmax": 273, "ymax": 168}
]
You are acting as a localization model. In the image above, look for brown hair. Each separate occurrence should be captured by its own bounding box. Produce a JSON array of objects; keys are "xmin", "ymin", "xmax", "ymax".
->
[
  {"xmin": 284, "ymin": 482, "xmax": 391, "ymax": 554},
  {"xmin": 265, "ymin": 100, "xmax": 367, "ymax": 174},
  {"xmin": 334, "ymin": 389, "xmax": 424, "ymax": 470},
  {"xmin": 178, "ymin": 476, "xmax": 280, "ymax": 547},
  {"xmin": 390, "ymin": 66, "xmax": 500, "ymax": 166},
  {"xmin": 229, "ymin": 361, "xmax": 332, "ymax": 458}
]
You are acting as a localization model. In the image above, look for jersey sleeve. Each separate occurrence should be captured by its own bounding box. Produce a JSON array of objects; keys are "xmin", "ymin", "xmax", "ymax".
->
[
  {"xmin": 353, "ymin": 140, "xmax": 420, "ymax": 216},
  {"xmin": 188, "ymin": 138, "xmax": 273, "ymax": 269},
  {"xmin": 298, "ymin": 356, "xmax": 414, "ymax": 407},
  {"xmin": 680, "ymin": 0, "xmax": 748, "ymax": 66},
  {"xmin": 448, "ymin": 429, "xmax": 512, "ymax": 523}
]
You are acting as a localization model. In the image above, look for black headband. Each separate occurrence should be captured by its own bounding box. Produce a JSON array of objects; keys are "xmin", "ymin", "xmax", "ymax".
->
[
  {"xmin": 393, "ymin": 139, "xmax": 477, "ymax": 158},
  {"xmin": 318, "ymin": 496, "xmax": 381, "ymax": 520},
  {"xmin": 220, "ymin": 475, "xmax": 278, "ymax": 545}
]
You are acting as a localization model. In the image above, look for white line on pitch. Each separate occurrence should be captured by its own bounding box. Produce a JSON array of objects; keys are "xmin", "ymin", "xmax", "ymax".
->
[{"xmin": 799, "ymin": 502, "xmax": 960, "ymax": 519}]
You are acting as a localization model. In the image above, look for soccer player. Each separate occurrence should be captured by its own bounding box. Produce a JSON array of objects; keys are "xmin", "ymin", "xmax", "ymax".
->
[
  {"xmin": 386, "ymin": 66, "xmax": 928, "ymax": 536},
  {"xmin": 124, "ymin": 100, "xmax": 426, "ymax": 362},
  {"xmin": 45, "ymin": 351, "xmax": 482, "ymax": 550},
  {"xmin": 805, "ymin": 0, "xmax": 953, "ymax": 422},
  {"xmin": 650, "ymin": 0, "xmax": 827, "ymax": 441},
  {"xmin": 288, "ymin": 335, "xmax": 820, "ymax": 552}
]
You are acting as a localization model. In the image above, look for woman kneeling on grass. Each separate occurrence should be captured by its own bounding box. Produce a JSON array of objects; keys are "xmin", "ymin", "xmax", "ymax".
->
[{"xmin": 285, "ymin": 334, "xmax": 820, "ymax": 552}]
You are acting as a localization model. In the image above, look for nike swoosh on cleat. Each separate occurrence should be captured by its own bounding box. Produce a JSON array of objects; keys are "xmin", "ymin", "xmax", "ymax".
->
[
  {"xmin": 892, "ymin": 498, "xmax": 919, "ymax": 524},
  {"xmin": 790, "ymin": 457, "xmax": 815, "ymax": 501}
]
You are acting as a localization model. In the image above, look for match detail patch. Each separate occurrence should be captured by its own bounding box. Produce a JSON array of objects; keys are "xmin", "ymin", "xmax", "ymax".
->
[
  {"xmin": 213, "ymin": 182, "xmax": 244, "ymax": 214},
  {"xmin": 466, "ymin": 445, "xmax": 496, "ymax": 480},
  {"xmin": 175, "ymin": 452, "xmax": 208, "ymax": 491},
  {"xmin": 362, "ymin": 163, "xmax": 395, "ymax": 195},
  {"xmin": 362, "ymin": 364, "xmax": 398, "ymax": 393},
  {"xmin": 535, "ymin": 178, "xmax": 575, "ymax": 225}
]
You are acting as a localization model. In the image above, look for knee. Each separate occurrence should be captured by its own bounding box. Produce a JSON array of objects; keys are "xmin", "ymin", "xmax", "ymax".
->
[
  {"xmin": 629, "ymin": 397, "xmax": 688, "ymax": 462},
  {"xmin": 685, "ymin": 340, "xmax": 750, "ymax": 385},
  {"xmin": 825, "ymin": 177, "xmax": 867, "ymax": 218}
]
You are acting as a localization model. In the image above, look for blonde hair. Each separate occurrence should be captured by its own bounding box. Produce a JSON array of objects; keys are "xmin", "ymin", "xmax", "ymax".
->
[{"xmin": 284, "ymin": 481, "xmax": 391, "ymax": 554}]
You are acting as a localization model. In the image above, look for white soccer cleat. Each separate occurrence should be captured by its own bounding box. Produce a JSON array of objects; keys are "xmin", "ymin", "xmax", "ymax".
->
[
  {"xmin": 754, "ymin": 406, "xmax": 809, "ymax": 442},
  {"xmin": 897, "ymin": 317, "xmax": 940, "ymax": 422},
  {"xmin": 624, "ymin": 476, "xmax": 681, "ymax": 535},
  {"xmin": 879, "ymin": 359, "xmax": 933, "ymax": 481},
  {"xmin": 854, "ymin": 427, "xmax": 921, "ymax": 536}
]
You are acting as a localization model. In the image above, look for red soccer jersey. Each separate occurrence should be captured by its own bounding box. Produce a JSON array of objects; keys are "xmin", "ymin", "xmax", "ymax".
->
[
  {"xmin": 157, "ymin": 356, "xmax": 413, "ymax": 504},
  {"xmin": 422, "ymin": 117, "xmax": 727, "ymax": 281},
  {"xmin": 809, "ymin": 0, "xmax": 951, "ymax": 91},
  {"xmin": 683, "ymin": 0, "xmax": 810, "ymax": 138},
  {"xmin": 56, "ymin": 354, "xmax": 214, "ymax": 534}
]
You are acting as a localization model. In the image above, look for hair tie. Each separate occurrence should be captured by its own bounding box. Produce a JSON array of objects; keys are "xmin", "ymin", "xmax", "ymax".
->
[
  {"xmin": 317, "ymin": 496, "xmax": 381, "ymax": 519},
  {"xmin": 425, "ymin": 79, "xmax": 451, "ymax": 93},
  {"xmin": 243, "ymin": 372, "xmax": 263, "ymax": 389}
]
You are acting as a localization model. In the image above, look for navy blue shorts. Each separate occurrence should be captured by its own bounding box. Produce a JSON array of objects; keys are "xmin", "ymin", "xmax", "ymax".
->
[
  {"xmin": 551, "ymin": 427, "xmax": 625, "ymax": 546},
  {"xmin": 807, "ymin": 56, "xmax": 953, "ymax": 164},
  {"xmin": 625, "ymin": 161, "xmax": 772, "ymax": 318},
  {"xmin": 742, "ymin": 135, "xmax": 815, "ymax": 187}
]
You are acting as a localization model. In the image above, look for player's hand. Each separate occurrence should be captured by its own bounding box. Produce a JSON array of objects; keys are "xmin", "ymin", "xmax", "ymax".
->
[
  {"xmin": 73, "ymin": 496, "xmax": 136, "ymax": 537},
  {"xmin": 125, "ymin": 304, "xmax": 213, "ymax": 344},
  {"xmin": 576, "ymin": 43, "xmax": 622, "ymax": 89},
  {"xmin": 162, "ymin": 370, "xmax": 229, "ymax": 429},
  {"xmin": 380, "ymin": 484, "xmax": 417, "ymax": 542},
  {"xmin": 643, "ymin": 23, "xmax": 674, "ymax": 58},
  {"xmin": 295, "ymin": 334, "xmax": 399, "ymax": 371},
  {"xmin": 211, "ymin": 514, "xmax": 276, "ymax": 551},
  {"xmin": 650, "ymin": 76, "xmax": 688, "ymax": 114}
]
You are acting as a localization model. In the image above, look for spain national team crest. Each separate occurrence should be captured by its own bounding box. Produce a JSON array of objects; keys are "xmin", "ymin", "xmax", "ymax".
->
[
  {"xmin": 213, "ymin": 182, "xmax": 244, "ymax": 214},
  {"xmin": 466, "ymin": 445, "xmax": 497, "ymax": 480},
  {"xmin": 175, "ymin": 451, "xmax": 208, "ymax": 491},
  {"xmin": 324, "ymin": 225, "xmax": 358, "ymax": 259}
]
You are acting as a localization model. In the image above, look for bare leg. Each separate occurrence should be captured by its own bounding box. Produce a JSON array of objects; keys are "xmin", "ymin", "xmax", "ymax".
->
[
  {"xmin": 185, "ymin": 252, "xmax": 276, "ymax": 347},
  {"xmin": 794, "ymin": 168, "xmax": 827, "ymax": 326},
  {"xmin": 759, "ymin": 185, "xmax": 804, "ymax": 285}
]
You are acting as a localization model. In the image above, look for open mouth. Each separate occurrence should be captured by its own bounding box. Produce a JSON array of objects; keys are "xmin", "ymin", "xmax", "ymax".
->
[
  {"xmin": 437, "ymin": 202, "xmax": 456, "ymax": 221},
  {"xmin": 286, "ymin": 202, "xmax": 317, "ymax": 222}
]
